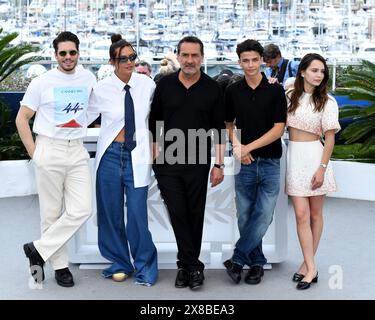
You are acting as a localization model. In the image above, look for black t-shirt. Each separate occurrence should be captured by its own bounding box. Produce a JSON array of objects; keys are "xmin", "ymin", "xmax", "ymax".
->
[
  {"xmin": 149, "ymin": 70, "xmax": 225, "ymax": 170},
  {"xmin": 225, "ymin": 73, "xmax": 287, "ymax": 158}
]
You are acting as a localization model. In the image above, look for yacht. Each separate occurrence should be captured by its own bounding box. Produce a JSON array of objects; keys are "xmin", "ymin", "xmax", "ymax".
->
[{"xmin": 357, "ymin": 41, "xmax": 375, "ymax": 62}]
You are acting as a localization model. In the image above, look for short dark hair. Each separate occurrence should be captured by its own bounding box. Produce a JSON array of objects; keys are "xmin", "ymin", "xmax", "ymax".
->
[
  {"xmin": 109, "ymin": 34, "xmax": 135, "ymax": 60},
  {"xmin": 236, "ymin": 39, "xmax": 263, "ymax": 59},
  {"xmin": 53, "ymin": 31, "xmax": 80, "ymax": 52},
  {"xmin": 135, "ymin": 60, "xmax": 152, "ymax": 73},
  {"xmin": 263, "ymin": 44, "xmax": 282, "ymax": 61},
  {"xmin": 177, "ymin": 36, "xmax": 204, "ymax": 56}
]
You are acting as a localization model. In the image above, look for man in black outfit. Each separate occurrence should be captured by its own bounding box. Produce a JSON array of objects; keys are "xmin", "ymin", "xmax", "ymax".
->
[
  {"xmin": 223, "ymin": 39, "xmax": 287, "ymax": 285},
  {"xmin": 149, "ymin": 36, "xmax": 226, "ymax": 290}
]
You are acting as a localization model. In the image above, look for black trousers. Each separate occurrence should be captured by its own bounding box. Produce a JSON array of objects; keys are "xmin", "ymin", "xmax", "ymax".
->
[{"xmin": 155, "ymin": 165, "xmax": 210, "ymax": 272}]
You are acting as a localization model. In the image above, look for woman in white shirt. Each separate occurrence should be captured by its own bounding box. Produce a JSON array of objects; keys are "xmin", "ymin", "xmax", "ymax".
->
[
  {"xmin": 286, "ymin": 53, "xmax": 340, "ymax": 290},
  {"xmin": 89, "ymin": 34, "xmax": 158, "ymax": 286}
]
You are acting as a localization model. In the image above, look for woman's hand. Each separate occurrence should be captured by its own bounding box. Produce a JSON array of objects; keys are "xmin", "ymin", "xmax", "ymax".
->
[{"xmin": 311, "ymin": 167, "xmax": 325, "ymax": 190}]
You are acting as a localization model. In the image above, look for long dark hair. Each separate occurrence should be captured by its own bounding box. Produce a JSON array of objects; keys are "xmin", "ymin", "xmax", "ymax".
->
[{"xmin": 288, "ymin": 53, "xmax": 329, "ymax": 114}]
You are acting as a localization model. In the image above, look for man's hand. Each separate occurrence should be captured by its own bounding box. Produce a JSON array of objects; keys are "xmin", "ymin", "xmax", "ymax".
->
[
  {"xmin": 268, "ymin": 77, "xmax": 279, "ymax": 85},
  {"xmin": 30, "ymin": 145, "xmax": 36, "ymax": 159},
  {"xmin": 15, "ymin": 106, "xmax": 36, "ymax": 159},
  {"xmin": 152, "ymin": 142, "xmax": 159, "ymax": 161},
  {"xmin": 240, "ymin": 154, "xmax": 253, "ymax": 165},
  {"xmin": 233, "ymin": 143, "xmax": 254, "ymax": 163},
  {"xmin": 210, "ymin": 167, "xmax": 224, "ymax": 187}
]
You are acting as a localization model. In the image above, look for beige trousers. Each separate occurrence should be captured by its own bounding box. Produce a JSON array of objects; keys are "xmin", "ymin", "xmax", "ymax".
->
[{"xmin": 33, "ymin": 135, "xmax": 92, "ymax": 270}]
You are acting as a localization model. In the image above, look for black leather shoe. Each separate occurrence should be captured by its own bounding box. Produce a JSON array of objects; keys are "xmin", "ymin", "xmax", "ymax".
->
[
  {"xmin": 189, "ymin": 270, "xmax": 204, "ymax": 290},
  {"xmin": 292, "ymin": 272, "xmax": 304, "ymax": 282},
  {"xmin": 23, "ymin": 242, "xmax": 45, "ymax": 282},
  {"xmin": 55, "ymin": 268, "xmax": 74, "ymax": 287},
  {"xmin": 245, "ymin": 265, "xmax": 264, "ymax": 285},
  {"xmin": 223, "ymin": 259, "xmax": 242, "ymax": 284},
  {"xmin": 296, "ymin": 273, "xmax": 318, "ymax": 290},
  {"xmin": 175, "ymin": 268, "xmax": 189, "ymax": 288}
]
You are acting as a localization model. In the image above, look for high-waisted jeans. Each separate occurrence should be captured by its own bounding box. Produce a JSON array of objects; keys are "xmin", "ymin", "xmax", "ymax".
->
[{"xmin": 96, "ymin": 142, "xmax": 158, "ymax": 285}]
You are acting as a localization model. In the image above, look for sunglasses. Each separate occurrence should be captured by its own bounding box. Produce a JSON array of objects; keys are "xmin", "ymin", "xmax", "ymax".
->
[
  {"xmin": 114, "ymin": 53, "xmax": 138, "ymax": 63},
  {"xmin": 135, "ymin": 61, "xmax": 148, "ymax": 67},
  {"xmin": 58, "ymin": 50, "xmax": 78, "ymax": 57}
]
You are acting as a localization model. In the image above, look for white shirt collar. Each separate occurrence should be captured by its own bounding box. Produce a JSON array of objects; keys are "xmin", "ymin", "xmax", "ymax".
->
[{"xmin": 111, "ymin": 72, "xmax": 138, "ymax": 91}]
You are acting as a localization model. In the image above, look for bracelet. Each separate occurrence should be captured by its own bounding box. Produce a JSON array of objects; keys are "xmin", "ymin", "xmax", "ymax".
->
[
  {"xmin": 320, "ymin": 163, "xmax": 327, "ymax": 169},
  {"xmin": 214, "ymin": 164, "xmax": 225, "ymax": 169}
]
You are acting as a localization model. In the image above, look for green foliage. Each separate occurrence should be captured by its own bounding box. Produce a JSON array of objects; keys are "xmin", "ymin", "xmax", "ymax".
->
[
  {"xmin": 0, "ymin": 28, "xmax": 42, "ymax": 83},
  {"xmin": 335, "ymin": 60, "xmax": 375, "ymax": 158},
  {"xmin": 0, "ymin": 100, "xmax": 28, "ymax": 160},
  {"xmin": 0, "ymin": 71, "xmax": 32, "ymax": 91},
  {"xmin": 332, "ymin": 144, "xmax": 375, "ymax": 163},
  {"xmin": 0, "ymin": 28, "xmax": 41, "ymax": 160}
]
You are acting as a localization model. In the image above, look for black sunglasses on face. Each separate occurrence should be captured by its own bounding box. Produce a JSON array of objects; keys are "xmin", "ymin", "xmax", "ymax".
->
[
  {"xmin": 58, "ymin": 50, "xmax": 78, "ymax": 57},
  {"xmin": 135, "ymin": 62, "xmax": 148, "ymax": 67},
  {"xmin": 114, "ymin": 53, "xmax": 138, "ymax": 63}
]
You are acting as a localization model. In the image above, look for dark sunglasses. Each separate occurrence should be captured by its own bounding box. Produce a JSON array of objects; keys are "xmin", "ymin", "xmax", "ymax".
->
[
  {"xmin": 58, "ymin": 50, "xmax": 78, "ymax": 57},
  {"xmin": 135, "ymin": 61, "xmax": 148, "ymax": 67},
  {"xmin": 114, "ymin": 53, "xmax": 138, "ymax": 63}
]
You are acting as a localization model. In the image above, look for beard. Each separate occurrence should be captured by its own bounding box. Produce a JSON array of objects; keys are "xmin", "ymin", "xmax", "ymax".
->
[{"xmin": 58, "ymin": 60, "xmax": 78, "ymax": 73}]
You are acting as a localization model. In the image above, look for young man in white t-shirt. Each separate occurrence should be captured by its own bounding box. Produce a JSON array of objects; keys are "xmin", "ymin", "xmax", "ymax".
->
[{"xmin": 16, "ymin": 31, "xmax": 96, "ymax": 287}]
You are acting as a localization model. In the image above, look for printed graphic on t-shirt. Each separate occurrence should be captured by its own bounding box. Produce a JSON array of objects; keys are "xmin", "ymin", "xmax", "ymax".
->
[{"xmin": 54, "ymin": 87, "xmax": 88, "ymax": 129}]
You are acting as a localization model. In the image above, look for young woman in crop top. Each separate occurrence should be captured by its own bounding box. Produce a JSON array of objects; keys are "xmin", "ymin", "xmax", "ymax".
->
[{"xmin": 285, "ymin": 53, "xmax": 341, "ymax": 290}]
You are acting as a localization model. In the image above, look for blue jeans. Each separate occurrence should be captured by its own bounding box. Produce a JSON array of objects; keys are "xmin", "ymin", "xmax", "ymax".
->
[
  {"xmin": 232, "ymin": 158, "xmax": 280, "ymax": 267},
  {"xmin": 96, "ymin": 142, "xmax": 158, "ymax": 284}
]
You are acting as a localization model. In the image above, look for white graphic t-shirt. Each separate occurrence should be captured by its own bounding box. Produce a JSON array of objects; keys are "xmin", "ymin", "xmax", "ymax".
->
[{"xmin": 21, "ymin": 66, "xmax": 96, "ymax": 140}]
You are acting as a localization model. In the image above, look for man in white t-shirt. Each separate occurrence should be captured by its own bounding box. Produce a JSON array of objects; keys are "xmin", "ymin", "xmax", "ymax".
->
[{"xmin": 16, "ymin": 31, "xmax": 96, "ymax": 287}]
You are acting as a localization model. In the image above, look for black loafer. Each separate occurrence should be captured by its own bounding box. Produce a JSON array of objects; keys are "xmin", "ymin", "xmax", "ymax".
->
[
  {"xmin": 296, "ymin": 273, "xmax": 318, "ymax": 290},
  {"xmin": 23, "ymin": 242, "xmax": 45, "ymax": 282},
  {"xmin": 175, "ymin": 268, "xmax": 189, "ymax": 288},
  {"xmin": 292, "ymin": 272, "xmax": 304, "ymax": 282},
  {"xmin": 223, "ymin": 259, "xmax": 242, "ymax": 284},
  {"xmin": 55, "ymin": 268, "xmax": 74, "ymax": 287},
  {"xmin": 245, "ymin": 265, "xmax": 264, "ymax": 285},
  {"xmin": 189, "ymin": 270, "xmax": 204, "ymax": 290}
]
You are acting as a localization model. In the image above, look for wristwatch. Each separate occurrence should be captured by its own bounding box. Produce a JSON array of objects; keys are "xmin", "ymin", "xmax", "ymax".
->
[
  {"xmin": 214, "ymin": 163, "xmax": 225, "ymax": 169},
  {"xmin": 320, "ymin": 163, "xmax": 327, "ymax": 169}
]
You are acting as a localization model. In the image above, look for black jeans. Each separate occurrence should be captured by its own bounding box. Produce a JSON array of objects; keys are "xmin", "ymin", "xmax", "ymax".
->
[{"xmin": 155, "ymin": 165, "xmax": 210, "ymax": 272}]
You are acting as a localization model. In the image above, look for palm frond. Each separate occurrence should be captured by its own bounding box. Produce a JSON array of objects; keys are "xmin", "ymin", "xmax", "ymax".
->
[
  {"xmin": 361, "ymin": 133, "xmax": 375, "ymax": 151},
  {"xmin": 339, "ymin": 73, "xmax": 375, "ymax": 83},
  {"xmin": 364, "ymin": 104, "xmax": 375, "ymax": 117},
  {"xmin": 0, "ymin": 29, "xmax": 41, "ymax": 83},
  {"xmin": 336, "ymin": 87, "xmax": 375, "ymax": 102},
  {"xmin": 340, "ymin": 118, "xmax": 375, "ymax": 144},
  {"xmin": 338, "ymin": 105, "xmax": 368, "ymax": 118},
  {"xmin": 337, "ymin": 78, "xmax": 375, "ymax": 92},
  {"xmin": 361, "ymin": 60, "xmax": 375, "ymax": 74}
]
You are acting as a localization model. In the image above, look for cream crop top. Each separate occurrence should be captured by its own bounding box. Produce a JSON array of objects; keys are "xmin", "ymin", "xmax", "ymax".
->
[{"xmin": 286, "ymin": 92, "xmax": 341, "ymax": 136}]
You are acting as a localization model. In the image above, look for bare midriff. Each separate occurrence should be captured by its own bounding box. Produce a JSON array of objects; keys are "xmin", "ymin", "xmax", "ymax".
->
[
  {"xmin": 114, "ymin": 128, "xmax": 125, "ymax": 142},
  {"xmin": 288, "ymin": 127, "xmax": 320, "ymax": 142}
]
